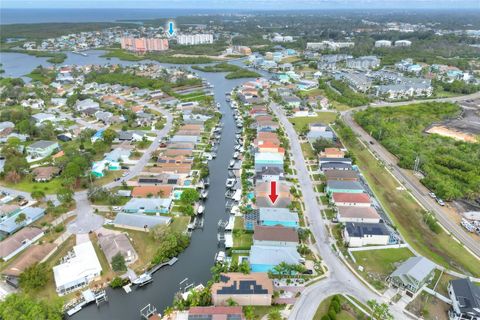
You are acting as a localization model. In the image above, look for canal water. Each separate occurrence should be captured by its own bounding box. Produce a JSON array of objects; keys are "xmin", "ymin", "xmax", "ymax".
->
[{"xmin": 0, "ymin": 50, "xmax": 256, "ymax": 319}]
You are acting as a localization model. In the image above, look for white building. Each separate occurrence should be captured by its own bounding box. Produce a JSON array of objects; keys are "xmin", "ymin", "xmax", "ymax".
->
[
  {"xmin": 53, "ymin": 241, "xmax": 102, "ymax": 296},
  {"xmin": 177, "ymin": 34, "xmax": 213, "ymax": 45},
  {"xmin": 394, "ymin": 40, "xmax": 412, "ymax": 47},
  {"xmin": 375, "ymin": 40, "xmax": 392, "ymax": 48},
  {"xmin": 343, "ymin": 222, "xmax": 391, "ymax": 247}
]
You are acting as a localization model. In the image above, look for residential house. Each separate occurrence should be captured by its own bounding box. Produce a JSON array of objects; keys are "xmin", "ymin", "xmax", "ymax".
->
[
  {"xmin": 320, "ymin": 148, "xmax": 345, "ymax": 158},
  {"xmin": 331, "ymin": 193, "xmax": 372, "ymax": 207},
  {"xmin": 26, "ymin": 140, "xmax": 59, "ymax": 159},
  {"xmin": 320, "ymin": 162, "xmax": 353, "ymax": 171},
  {"xmin": 113, "ymin": 213, "xmax": 171, "ymax": 232},
  {"xmin": 388, "ymin": 257, "xmax": 436, "ymax": 295},
  {"xmin": 123, "ymin": 198, "xmax": 172, "ymax": 215},
  {"xmin": 0, "ymin": 227, "xmax": 44, "ymax": 261},
  {"xmin": 32, "ymin": 166, "xmax": 60, "ymax": 182},
  {"xmin": 211, "ymin": 273, "xmax": 273, "ymax": 306},
  {"xmin": 259, "ymin": 207, "xmax": 299, "ymax": 229},
  {"xmin": 253, "ymin": 225, "xmax": 299, "ymax": 247},
  {"xmin": 324, "ymin": 170, "xmax": 359, "ymax": 181},
  {"xmin": 254, "ymin": 152, "xmax": 284, "ymax": 172},
  {"xmin": 31, "ymin": 113, "xmax": 57, "ymax": 125},
  {"xmin": 186, "ymin": 307, "xmax": 245, "ymax": 320},
  {"xmin": 249, "ymin": 245, "xmax": 302, "ymax": 273},
  {"xmin": 53, "ymin": 241, "xmax": 102, "ymax": 295},
  {"xmin": 0, "ymin": 207, "xmax": 46, "ymax": 237},
  {"xmin": 131, "ymin": 185, "xmax": 173, "ymax": 198},
  {"xmin": 343, "ymin": 222, "xmax": 391, "ymax": 247},
  {"xmin": 75, "ymin": 98, "xmax": 99, "ymax": 111},
  {"xmin": 325, "ymin": 180, "xmax": 364, "ymax": 195},
  {"xmin": 98, "ymin": 233, "xmax": 137, "ymax": 266},
  {"xmin": 254, "ymin": 167, "xmax": 284, "ymax": 183},
  {"xmin": 448, "ymin": 278, "xmax": 480, "ymax": 320},
  {"xmin": 336, "ymin": 206, "xmax": 381, "ymax": 223},
  {"xmin": 282, "ymin": 95, "xmax": 302, "ymax": 108},
  {"xmin": 307, "ymin": 123, "xmax": 335, "ymax": 144},
  {"xmin": 254, "ymin": 181, "xmax": 291, "ymax": 208}
]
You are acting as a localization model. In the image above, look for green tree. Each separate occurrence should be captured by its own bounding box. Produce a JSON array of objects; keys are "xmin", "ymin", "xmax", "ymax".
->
[
  {"xmin": 267, "ymin": 309, "xmax": 282, "ymax": 320},
  {"xmin": 243, "ymin": 306, "xmax": 255, "ymax": 320},
  {"xmin": 19, "ymin": 263, "xmax": 48, "ymax": 291},
  {"xmin": 111, "ymin": 253, "xmax": 127, "ymax": 272},
  {"xmin": 180, "ymin": 189, "xmax": 199, "ymax": 205},
  {"xmin": 31, "ymin": 190, "xmax": 46, "ymax": 201},
  {"xmin": 15, "ymin": 213, "xmax": 26, "ymax": 224},
  {"xmin": 57, "ymin": 188, "xmax": 74, "ymax": 204},
  {"xmin": 110, "ymin": 277, "xmax": 125, "ymax": 289},
  {"xmin": 0, "ymin": 293, "xmax": 63, "ymax": 320},
  {"xmin": 367, "ymin": 299, "xmax": 393, "ymax": 320},
  {"xmin": 102, "ymin": 128, "xmax": 117, "ymax": 144}
]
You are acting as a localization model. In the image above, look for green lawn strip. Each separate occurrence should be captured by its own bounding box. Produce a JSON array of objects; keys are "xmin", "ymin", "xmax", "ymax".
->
[
  {"xmin": 314, "ymin": 295, "xmax": 369, "ymax": 320},
  {"xmin": 289, "ymin": 113, "xmax": 338, "ymax": 133},
  {"xmin": 352, "ymin": 248, "xmax": 415, "ymax": 291},
  {"xmin": 336, "ymin": 123, "xmax": 480, "ymax": 277},
  {"xmin": 3, "ymin": 177, "xmax": 63, "ymax": 194},
  {"xmin": 301, "ymin": 142, "xmax": 316, "ymax": 159},
  {"xmin": 233, "ymin": 231, "xmax": 253, "ymax": 249}
]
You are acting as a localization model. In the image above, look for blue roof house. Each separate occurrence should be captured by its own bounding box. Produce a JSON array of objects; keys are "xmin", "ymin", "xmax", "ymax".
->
[
  {"xmin": 249, "ymin": 245, "xmax": 302, "ymax": 273},
  {"xmin": 254, "ymin": 152, "xmax": 284, "ymax": 172},
  {"xmin": 325, "ymin": 180, "xmax": 365, "ymax": 195},
  {"xmin": 123, "ymin": 198, "xmax": 173, "ymax": 215},
  {"xmin": 259, "ymin": 208, "xmax": 299, "ymax": 229},
  {"xmin": 0, "ymin": 207, "xmax": 46, "ymax": 236}
]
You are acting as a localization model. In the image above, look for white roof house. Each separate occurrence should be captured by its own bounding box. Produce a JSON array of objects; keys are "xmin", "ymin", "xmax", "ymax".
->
[{"xmin": 53, "ymin": 241, "xmax": 102, "ymax": 295}]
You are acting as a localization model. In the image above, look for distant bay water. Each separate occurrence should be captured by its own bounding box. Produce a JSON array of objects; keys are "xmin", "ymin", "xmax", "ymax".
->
[{"xmin": 0, "ymin": 8, "xmax": 233, "ymax": 24}]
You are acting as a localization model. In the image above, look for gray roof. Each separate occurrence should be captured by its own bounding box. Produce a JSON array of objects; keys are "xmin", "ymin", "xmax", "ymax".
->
[
  {"xmin": 249, "ymin": 245, "xmax": 301, "ymax": 266},
  {"xmin": 259, "ymin": 208, "xmax": 299, "ymax": 223},
  {"xmin": 390, "ymin": 256, "xmax": 436, "ymax": 284},
  {"xmin": 28, "ymin": 140, "xmax": 57, "ymax": 149},
  {"xmin": 321, "ymin": 163, "xmax": 353, "ymax": 170},
  {"xmin": 113, "ymin": 213, "xmax": 171, "ymax": 229},
  {"xmin": 345, "ymin": 222, "xmax": 390, "ymax": 237},
  {"xmin": 450, "ymin": 279, "xmax": 480, "ymax": 317},
  {"xmin": 327, "ymin": 180, "xmax": 364, "ymax": 191}
]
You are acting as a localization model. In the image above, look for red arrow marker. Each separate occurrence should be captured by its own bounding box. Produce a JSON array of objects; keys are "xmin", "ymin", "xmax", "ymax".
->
[{"xmin": 268, "ymin": 181, "xmax": 279, "ymax": 205}]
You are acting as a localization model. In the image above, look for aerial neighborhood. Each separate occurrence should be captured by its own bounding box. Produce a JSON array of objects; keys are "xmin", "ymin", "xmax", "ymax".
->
[{"xmin": 0, "ymin": 6, "xmax": 479, "ymax": 320}]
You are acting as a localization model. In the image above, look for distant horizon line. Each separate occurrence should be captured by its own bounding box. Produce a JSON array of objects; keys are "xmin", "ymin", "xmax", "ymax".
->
[{"xmin": 3, "ymin": 7, "xmax": 480, "ymax": 10}]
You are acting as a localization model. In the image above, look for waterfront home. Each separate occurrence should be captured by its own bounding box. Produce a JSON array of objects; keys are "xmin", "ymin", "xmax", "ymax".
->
[
  {"xmin": 183, "ymin": 114, "xmax": 211, "ymax": 124},
  {"xmin": 257, "ymin": 141, "xmax": 285, "ymax": 155},
  {"xmin": 324, "ymin": 170, "xmax": 359, "ymax": 181},
  {"xmin": 131, "ymin": 185, "xmax": 173, "ymax": 198},
  {"xmin": 53, "ymin": 241, "xmax": 102, "ymax": 296},
  {"xmin": 98, "ymin": 233, "xmax": 138, "ymax": 266},
  {"xmin": 343, "ymin": 222, "xmax": 391, "ymax": 247},
  {"xmin": 2, "ymin": 243, "xmax": 56, "ymax": 288},
  {"xmin": 26, "ymin": 140, "xmax": 59, "ymax": 159},
  {"xmin": 185, "ymin": 307, "xmax": 245, "ymax": 320},
  {"xmin": 150, "ymin": 162, "xmax": 192, "ymax": 175},
  {"xmin": 254, "ymin": 181, "xmax": 291, "ymax": 208},
  {"xmin": 253, "ymin": 225, "xmax": 299, "ymax": 247},
  {"xmin": 169, "ymin": 135, "xmax": 200, "ymax": 144},
  {"xmin": 0, "ymin": 227, "xmax": 44, "ymax": 261},
  {"xmin": 254, "ymin": 132, "xmax": 280, "ymax": 148},
  {"xmin": 138, "ymin": 173, "xmax": 181, "ymax": 185},
  {"xmin": 123, "ymin": 198, "xmax": 172, "ymax": 215},
  {"xmin": 325, "ymin": 180, "xmax": 364, "ymax": 195},
  {"xmin": 331, "ymin": 193, "xmax": 372, "ymax": 207},
  {"xmin": 256, "ymin": 119, "xmax": 279, "ymax": 132},
  {"xmin": 388, "ymin": 256, "xmax": 435, "ymax": 295},
  {"xmin": 254, "ymin": 152, "xmax": 284, "ymax": 172},
  {"xmin": 448, "ymin": 278, "xmax": 480, "ymax": 320},
  {"xmin": 211, "ymin": 273, "xmax": 273, "ymax": 306},
  {"xmin": 249, "ymin": 245, "xmax": 302, "ymax": 272},
  {"xmin": 336, "ymin": 206, "xmax": 381, "ymax": 223},
  {"xmin": 32, "ymin": 166, "xmax": 61, "ymax": 182},
  {"xmin": 113, "ymin": 213, "xmax": 171, "ymax": 232},
  {"xmin": 0, "ymin": 207, "xmax": 46, "ymax": 237},
  {"xmin": 254, "ymin": 167, "xmax": 285, "ymax": 183},
  {"xmin": 259, "ymin": 207, "xmax": 299, "ymax": 229}
]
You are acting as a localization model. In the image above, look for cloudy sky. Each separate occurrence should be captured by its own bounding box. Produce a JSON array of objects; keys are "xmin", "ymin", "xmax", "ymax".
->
[{"xmin": 3, "ymin": 0, "xmax": 480, "ymax": 9}]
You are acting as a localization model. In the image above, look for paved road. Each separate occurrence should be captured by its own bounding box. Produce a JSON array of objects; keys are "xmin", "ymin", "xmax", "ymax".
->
[
  {"xmin": 341, "ymin": 93, "xmax": 480, "ymax": 259},
  {"xmin": 269, "ymin": 103, "xmax": 405, "ymax": 320}
]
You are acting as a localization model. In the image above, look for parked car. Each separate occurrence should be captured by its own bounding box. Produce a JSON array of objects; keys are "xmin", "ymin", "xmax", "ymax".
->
[
  {"xmin": 428, "ymin": 192, "xmax": 436, "ymax": 198},
  {"xmin": 436, "ymin": 198, "xmax": 445, "ymax": 206},
  {"xmin": 18, "ymin": 199, "xmax": 29, "ymax": 206}
]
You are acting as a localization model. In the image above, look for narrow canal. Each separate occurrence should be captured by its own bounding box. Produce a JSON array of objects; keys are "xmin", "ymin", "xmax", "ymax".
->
[{"xmin": 0, "ymin": 51, "xmax": 256, "ymax": 319}]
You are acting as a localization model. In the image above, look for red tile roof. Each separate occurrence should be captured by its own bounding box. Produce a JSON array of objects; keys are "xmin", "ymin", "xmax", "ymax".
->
[{"xmin": 332, "ymin": 193, "xmax": 371, "ymax": 204}]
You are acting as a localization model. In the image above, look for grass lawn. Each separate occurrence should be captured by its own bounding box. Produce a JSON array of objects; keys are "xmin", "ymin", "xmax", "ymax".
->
[
  {"xmin": 406, "ymin": 291, "xmax": 450, "ymax": 320},
  {"xmin": 336, "ymin": 124, "xmax": 480, "ymax": 277},
  {"xmin": 301, "ymin": 142, "xmax": 316, "ymax": 159},
  {"xmin": 290, "ymin": 112, "xmax": 338, "ymax": 132},
  {"xmin": 428, "ymin": 271, "xmax": 458, "ymax": 297},
  {"xmin": 233, "ymin": 231, "xmax": 253, "ymax": 249},
  {"xmin": 92, "ymin": 171, "xmax": 124, "ymax": 186},
  {"xmin": 331, "ymin": 101, "xmax": 352, "ymax": 112},
  {"xmin": 314, "ymin": 295, "xmax": 369, "ymax": 320},
  {"xmin": 89, "ymin": 233, "xmax": 115, "ymax": 282},
  {"xmin": 234, "ymin": 216, "xmax": 245, "ymax": 230},
  {"xmin": 352, "ymin": 248, "xmax": 415, "ymax": 291},
  {"xmin": 3, "ymin": 177, "xmax": 63, "ymax": 194},
  {"xmin": 251, "ymin": 305, "xmax": 285, "ymax": 320}
]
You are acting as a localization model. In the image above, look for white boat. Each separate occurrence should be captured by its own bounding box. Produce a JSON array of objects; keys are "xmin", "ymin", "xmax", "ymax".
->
[
  {"xmin": 229, "ymin": 160, "xmax": 235, "ymax": 167},
  {"xmin": 233, "ymin": 151, "xmax": 239, "ymax": 159},
  {"xmin": 201, "ymin": 190, "xmax": 209, "ymax": 199},
  {"xmin": 133, "ymin": 273, "xmax": 153, "ymax": 286},
  {"xmin": 215, "ymin": 251, "xmax": 226, "ymax": 263},
  {"xmin": 226, "ymin": 178, "xmax": 236, "ymax": 188},
  {"xmin": 197, "ymin": 205, "xmax": 205, "ymax": 214}
]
